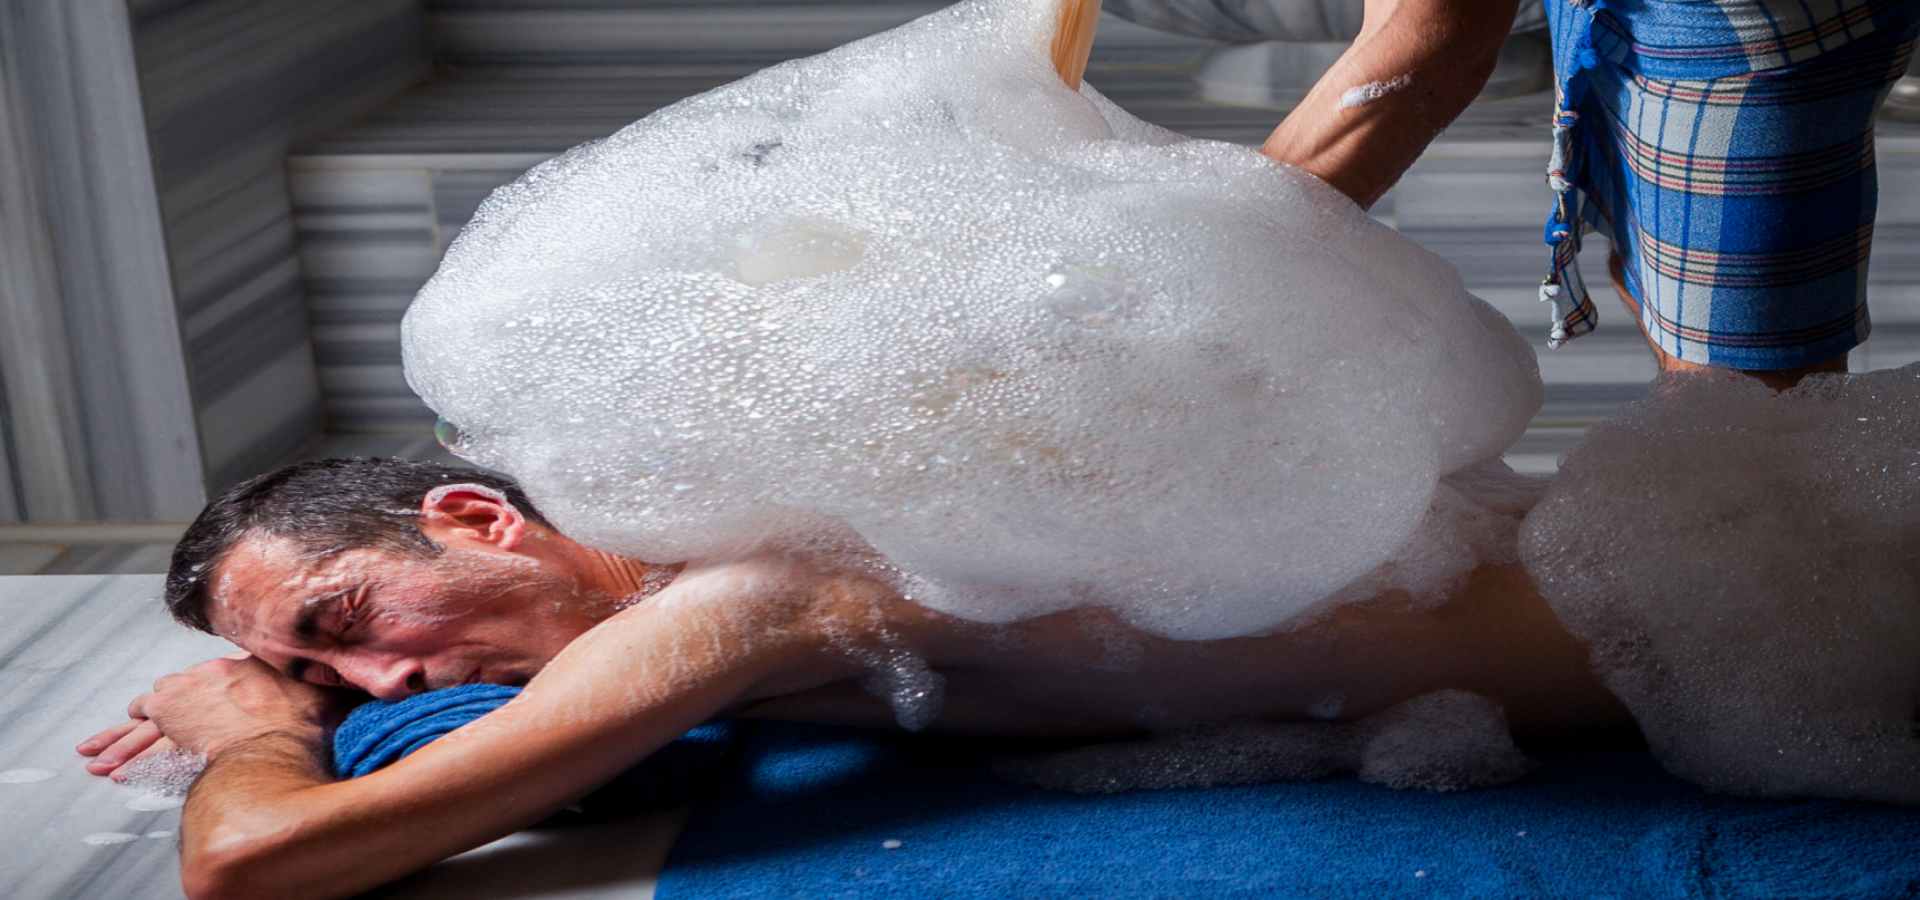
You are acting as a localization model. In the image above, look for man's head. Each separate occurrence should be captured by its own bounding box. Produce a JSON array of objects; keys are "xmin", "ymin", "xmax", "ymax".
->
[{"xmin": 167, "ymin": 458, "xmax": 604, "ymax": 700}]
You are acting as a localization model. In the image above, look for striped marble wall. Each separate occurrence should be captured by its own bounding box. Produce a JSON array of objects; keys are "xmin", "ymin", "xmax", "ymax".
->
[
  {"xmin": 126, "ymin": 0, "xmax": 429, "ymax": 491},
  {"xmin": 423, "ymin": 0, "xmax": 1211, "ymax": 72},
  {"xmin": 290, "ymin": 154, "xmax": 543, "ymax": 433},
  {"xmin": 428, "ymin": 0, "xmax": 942, "ymax": 72},
  {"xmin": 0, "ymin": 0, "xmax": 205, "ymax": 523}
]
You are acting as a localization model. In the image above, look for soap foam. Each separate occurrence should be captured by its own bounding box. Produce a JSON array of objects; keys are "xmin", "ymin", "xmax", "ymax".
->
[
  {"xmin": 1340, "ymin": 74, "xmax": 1413, "ymax": 109},
  {"xmin": 1520, "ymin": 367, "xmax": 1920, "ymax": 804},
  {"xmin": 993, "ymin": 689, "xmax": 1531, "ymax": 793},
  {"xmin": 403, "ymin": 0, "xmax": 1542, "ymax": 640},
  {"xmin": 119, "ymin": 749, "xmax": 207, "ymax": 798}
]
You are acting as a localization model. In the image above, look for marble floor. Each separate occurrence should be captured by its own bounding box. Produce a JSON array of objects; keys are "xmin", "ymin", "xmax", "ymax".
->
[{"xmin": 0, "ymin": 575, "xmax": 683, "ymax": 900}]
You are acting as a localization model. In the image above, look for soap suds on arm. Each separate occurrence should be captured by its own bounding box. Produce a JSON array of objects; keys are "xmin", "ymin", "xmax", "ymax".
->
[{"xmin": 1341, "ymin": 73, "xmax": 1414, "ymax": 109}]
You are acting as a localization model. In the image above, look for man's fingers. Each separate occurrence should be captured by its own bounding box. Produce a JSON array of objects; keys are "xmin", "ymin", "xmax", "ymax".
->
[
  {"xmin": 88, "ymin": 719, "xmax": 165, "ymax": 773},
  {"xmin": 86, "ymin": 719, "xmax": 165, "ymax": 777},
  {"xmin": 77, "ymin": 719, "xmax": 143, "ymax": 758},
  {"xmin": 108, "ymin": 736, "xmax": 180, "ymax": 783}
]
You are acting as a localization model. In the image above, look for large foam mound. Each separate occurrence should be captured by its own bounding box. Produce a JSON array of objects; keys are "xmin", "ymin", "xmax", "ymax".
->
[
  {"xmin": 1521, "ymin": 367, "xmax": 1920, "ymax": 804},
  {"xmin": 403, "ymin": 0, "xmax": 1543, "ymax": 639}
]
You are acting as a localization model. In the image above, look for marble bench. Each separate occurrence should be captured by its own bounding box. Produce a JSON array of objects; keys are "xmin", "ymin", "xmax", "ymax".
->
[{"xmin": 0, "ymin": 575, "xmax": 682, "ymax": 900}]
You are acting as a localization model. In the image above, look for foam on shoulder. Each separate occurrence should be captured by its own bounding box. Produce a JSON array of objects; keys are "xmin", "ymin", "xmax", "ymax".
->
[{"xmin": 403, "ymin": 0, "xmax": 1543, "ymax": 639}]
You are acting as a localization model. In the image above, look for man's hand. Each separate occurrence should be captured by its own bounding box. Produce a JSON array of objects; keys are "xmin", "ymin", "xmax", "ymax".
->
[
  {"xmin": 79, "ymin": 653, "xmax": 358, "ymax": 779},
  {"xmin": 79, "ymin": 719, "xmax": 179, "ymax": 779}
]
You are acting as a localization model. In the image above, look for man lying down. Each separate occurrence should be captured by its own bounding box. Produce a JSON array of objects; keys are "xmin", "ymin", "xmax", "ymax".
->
[
  {"xmin": 82, "ymin": 455, "xmax": 1620, "ymax": 898},
  {"xmin": 80, "ymin": 0, "xmax": 1920, "ymax": 895},
  {"xmin": 79, "ymin": 420, "xmax": 1920, "ymax": 900}
]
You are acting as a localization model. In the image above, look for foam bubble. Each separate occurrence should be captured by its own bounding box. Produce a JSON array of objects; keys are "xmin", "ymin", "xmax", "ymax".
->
[
  {"xmin": 993, "ymin": 689, "xmax": 1531, "ymax": 793},
  {"xmin": 1520, "ymin": 367, "xmax": 1920, "ymax": 804},
  {"xmin": 1340, "ymin": 74, "xmax": 1413, "ymax": 109},
  {"xmin": 0, "ymin": 767, "xmax": 56, "ymax": 783},
  {"xmin": 1356, "ymin": 689, "xmax": 1534, "ymax": 792},
  {"xmin": 402, "ymin": 0, "xmax": 1541, "ymax": 639},
  {"xmin": 118, "ymin": 749, "xmax": 207, "ymax": 798}
]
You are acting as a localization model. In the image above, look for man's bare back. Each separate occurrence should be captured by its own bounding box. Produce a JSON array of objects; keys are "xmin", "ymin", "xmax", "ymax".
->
[{"xmin": 738, "ymin": 562, "xmax": 1627, "ymax": 741}]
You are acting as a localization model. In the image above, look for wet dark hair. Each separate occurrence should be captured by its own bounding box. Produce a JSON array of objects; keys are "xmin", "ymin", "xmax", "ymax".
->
[{"xmin": 164, "ymin": 457, "xmax": 550, "ymax": 635}]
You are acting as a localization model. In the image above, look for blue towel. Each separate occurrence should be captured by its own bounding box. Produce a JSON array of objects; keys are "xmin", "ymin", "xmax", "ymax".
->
[
  {"xmin": 332, "ymin": 685, "xmax": 742, "ymax": 819},
  {"xmin": 656, "ymin": 723, "xmax": 1920, "ymax": 900},
  {"xmin": 334, "ymin": 684, "xmax": 525, "ymax": 778}
]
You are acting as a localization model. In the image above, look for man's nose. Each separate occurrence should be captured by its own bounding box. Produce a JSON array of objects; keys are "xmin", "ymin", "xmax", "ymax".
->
[{"xmin": 340, "ymin": 655, "xmax": 429, "ymax": 702}]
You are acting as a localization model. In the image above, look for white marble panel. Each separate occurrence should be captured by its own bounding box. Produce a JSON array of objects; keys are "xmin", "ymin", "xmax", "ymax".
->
[
  {"xmin": 0, "ymin": 576, "xmax": 229, "ymax": 900},
  {"xmin": 130, "ymin": 0, "xmax": 431, "ymax": 490},
  {"xmin": 0, "ymin": 543, "xmax": 65, "ymax": 575},
  {"xmin": 431, "ymin": 4, "xmax": 944, "ymax": 68},
  {"xmin": 0, "ymin": 0, "xmax": 207, "ymax": 522},
  {"xmin": 194, "ymin": 349, "xmax": 323, "ymax": 480},
  {"xmin": 1395, "ymin": 156, "xmax": 1553, "ymax": 230}
]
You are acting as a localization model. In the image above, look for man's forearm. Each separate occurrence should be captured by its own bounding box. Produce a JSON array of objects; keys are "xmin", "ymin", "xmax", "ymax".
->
[
  {"xmin": 176, "ymin": 720, "xmax": 592, "ymax": 900},
  {"xmin": 180, "ymin": 732, "xmax": 335, "ymax": 900},
  {"xmin": 1262, "ymin": 0, "xmax": 1521, "ymax": 208}
]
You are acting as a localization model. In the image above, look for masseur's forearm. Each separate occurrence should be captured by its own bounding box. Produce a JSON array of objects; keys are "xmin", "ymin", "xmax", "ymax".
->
[{"xmin": 1261, "ymin": 0, "xmax": 1519, "ymax": 209}]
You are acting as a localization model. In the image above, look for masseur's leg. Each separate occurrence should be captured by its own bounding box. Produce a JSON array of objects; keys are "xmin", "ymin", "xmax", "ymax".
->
[
  {"xmin": 1606, "ymin": 252, "xmax": 1847, "ymax": 390},
  {"xmin": 1582, "ymin": 28, "xmax": 1920, "ymax": 389}
]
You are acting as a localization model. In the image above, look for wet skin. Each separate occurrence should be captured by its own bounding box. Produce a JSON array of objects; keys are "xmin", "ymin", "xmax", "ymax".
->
[{"xmin": 77, "ymin": 487, "xmax": 1632, "ymax": 900}]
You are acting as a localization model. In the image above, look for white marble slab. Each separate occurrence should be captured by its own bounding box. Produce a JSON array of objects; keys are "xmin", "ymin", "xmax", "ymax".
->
[
  {"xmin": 0, "ymin": 575, "xmax": 682, "ymax": 899},
  {"xmin": 0, "ymin": 576, "xmax": 227, "ymax": 900}
]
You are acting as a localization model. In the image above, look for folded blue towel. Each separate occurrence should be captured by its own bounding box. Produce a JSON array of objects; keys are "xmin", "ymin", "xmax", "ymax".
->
[
  {"xmin": 334, "ymin": 684, "xmax": 525, "ymax": 779},
  {"xmin": 656, "ymin": 723, "xmax": 1920, "ymax": 900},
  {"xmin": 333, "ymin": 684, "xmax": 741, "ymax": 818}
]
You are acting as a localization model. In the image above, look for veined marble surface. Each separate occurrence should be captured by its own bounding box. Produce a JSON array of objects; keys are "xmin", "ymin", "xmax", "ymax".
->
[
  {"xmin": 0, "ymin": 575, "xmax": 681, "ymax": 899},
  {"xmin": 0, "ymin": 576, "xmax": 227, "ymax": 899}
]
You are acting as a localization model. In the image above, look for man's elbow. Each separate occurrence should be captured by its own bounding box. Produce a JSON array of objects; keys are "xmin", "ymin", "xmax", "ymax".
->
[{"xmin": 180, "ymin": 819, "xmax": 310, "ymax": 900}]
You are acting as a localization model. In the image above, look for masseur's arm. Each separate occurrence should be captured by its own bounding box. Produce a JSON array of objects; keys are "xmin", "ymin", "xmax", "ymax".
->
[
  {"xmin": 146, "ymin": 563, "xmax": 861, "ymax": 900},
  {"xmin": 1261, "ymin": 0, "xmax": 1520, "ymax": 209}
]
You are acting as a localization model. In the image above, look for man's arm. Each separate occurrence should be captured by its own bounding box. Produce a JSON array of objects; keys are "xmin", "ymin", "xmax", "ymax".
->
[
  {"xmin": 1261, "ymin": 0, "xmax": 1521, "ymax": 209},
  {"xmin": 141, "ymin": 561, "xmax": 869, "ymax": 900}
]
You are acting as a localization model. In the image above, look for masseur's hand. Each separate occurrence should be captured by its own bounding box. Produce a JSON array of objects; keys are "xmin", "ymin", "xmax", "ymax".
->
[{"xmin": 1261, "ymin": 0, "xmax": 1520, "ymax": 208}]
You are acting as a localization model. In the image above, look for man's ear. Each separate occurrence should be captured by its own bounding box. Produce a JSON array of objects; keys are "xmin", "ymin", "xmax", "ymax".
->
[{"xmin": 419, "ymin": 483, "xmax": 527, "ymax": 551}]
